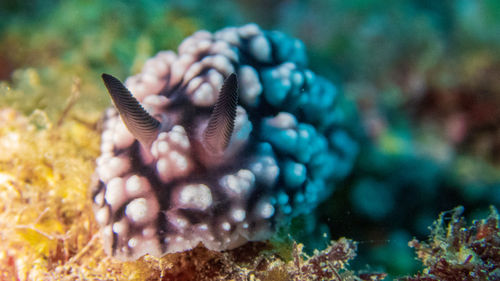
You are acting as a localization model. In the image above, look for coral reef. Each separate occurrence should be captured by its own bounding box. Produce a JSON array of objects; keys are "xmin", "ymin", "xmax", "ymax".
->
[{"xmin": 401, "ymin": 206, "xmax": 500, "ymax": 281}]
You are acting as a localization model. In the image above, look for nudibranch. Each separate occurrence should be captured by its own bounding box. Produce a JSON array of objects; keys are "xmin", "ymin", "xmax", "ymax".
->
[{"xmin": 92, "ymin": 24, "xmax": 358, "ymax": 261}]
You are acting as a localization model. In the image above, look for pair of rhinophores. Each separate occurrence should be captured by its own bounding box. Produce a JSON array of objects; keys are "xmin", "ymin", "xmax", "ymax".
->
[
  {"xmin": 92, "ymin": 24, "xmax": 358, "ymax": 261},
  {"xmin": 102, "ymin": 73, "xmax": 238, "ymax": 159}
]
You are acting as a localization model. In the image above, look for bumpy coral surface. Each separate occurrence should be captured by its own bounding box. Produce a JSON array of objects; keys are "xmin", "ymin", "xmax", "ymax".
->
[{"xmin": 92, "ymin": 23, "xmax": 358, "ymax": 260}]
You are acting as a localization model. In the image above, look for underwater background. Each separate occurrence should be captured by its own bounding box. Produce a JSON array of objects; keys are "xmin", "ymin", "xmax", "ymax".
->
[{"xmin": 0, "ymin": 0, "xmax": 499, "ymax": 280}]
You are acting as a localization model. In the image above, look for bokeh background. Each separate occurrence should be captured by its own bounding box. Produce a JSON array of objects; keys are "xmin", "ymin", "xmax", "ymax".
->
[{"xmin": 1, "ymin": 0, "xmax": 499, "ymax": 279}]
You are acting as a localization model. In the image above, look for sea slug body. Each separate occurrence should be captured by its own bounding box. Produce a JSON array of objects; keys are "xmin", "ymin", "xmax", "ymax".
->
[{"xmin": 92, "ymin": 23, "xmax": 358, "ymax": 261}]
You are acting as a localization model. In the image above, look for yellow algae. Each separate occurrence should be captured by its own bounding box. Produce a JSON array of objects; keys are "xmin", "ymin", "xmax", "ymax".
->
[
  {"xmin": 0, "ymin": 66, "xmax": 104, "ymax": 279},
  {"xmin": 15, "ymin": 227, "xmax": 59, "ymax": 257}
]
